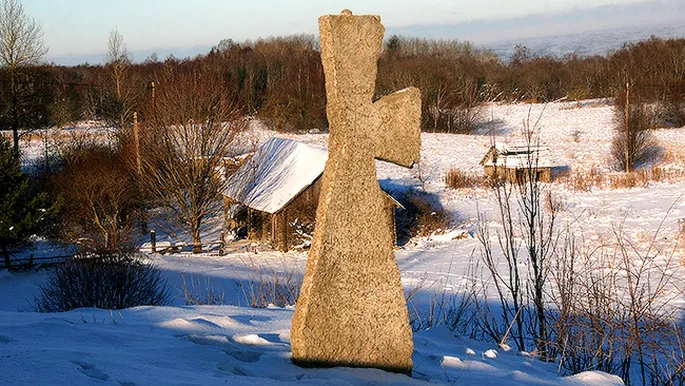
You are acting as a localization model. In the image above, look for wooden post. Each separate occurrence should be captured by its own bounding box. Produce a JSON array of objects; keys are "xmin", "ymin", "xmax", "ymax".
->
[
  {"xmin": 150, "ymin": 81, "xmax": 156, "ymax": 114},
  {"xmin": 133, "ymin": 112, "xmax": 142, "ymax": 176},
  {"xmin": 624, "ymin": 81, "xmax": 631, "ymax": 172},
  {"xmin": 150, "ymin": 230, "xmax": 156, "ymax": 253},
  {"xmin": 280, "ymin": 210, "xmax": 288, "ymax": 252},
  {"xmin": 219, "ymin": 232, "xmax": 226, "ymax": 256}
]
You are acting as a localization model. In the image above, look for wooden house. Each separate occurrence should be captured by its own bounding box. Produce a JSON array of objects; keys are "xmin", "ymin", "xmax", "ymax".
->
[
  {"xmin": 223, "ymin": 138, "xmax": 402, "ymax": 251},
  {"xmin": 479, "ymin": 143, "xmax": 555, "ymax": 183}
]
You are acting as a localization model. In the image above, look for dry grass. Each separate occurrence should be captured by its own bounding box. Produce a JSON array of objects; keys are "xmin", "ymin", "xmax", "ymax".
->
[
  {"xmin": 444, "ymin": 168, "xmax": 488, "ymax": 190},
  {"xmin": 678, "ymin": 219, "xmax": 685, "ymax": 268},
  {"xmin": 179, "ymin": 273, "xmax": 226, "ymax": 306},
  {"xmin": 561, "ymin": 167, "xmax": 605, "ymax": 192},
  {"xmin": 234, "ymin": 257, "xmax": 302, "ymax": 308},
  {"xmin": 561, "ymin": 166, "xmax": 685, "ymax": 191}
]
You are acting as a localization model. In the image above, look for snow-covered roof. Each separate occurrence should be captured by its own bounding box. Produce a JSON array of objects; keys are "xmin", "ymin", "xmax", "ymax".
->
[
  {"xmin": 480, "ymin": 143, "xmax": 556, "ymax": 169},
  {"xmin": 223, "ymin": 138, "xmax": 328, "ymax": 214},
  {"xmin": 224, "ymin": 138, "xmax": 404, "ymax": 214}
]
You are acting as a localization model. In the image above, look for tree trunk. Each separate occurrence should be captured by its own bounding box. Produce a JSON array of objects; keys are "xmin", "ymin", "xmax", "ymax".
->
[
  {"xmin": 191, "ymin": 220, "xmax": 202, "ymax": 254},
  {"xmin": 624, "ymin": 82, "xmax": 631, "ymax": 172},
  {"xmin": 10, "ymin": 70, "xmax": 20, "ymax": 157},
  {"xmin": 2, "ymin": 245, "xmax": 10, "ymax": 269}
]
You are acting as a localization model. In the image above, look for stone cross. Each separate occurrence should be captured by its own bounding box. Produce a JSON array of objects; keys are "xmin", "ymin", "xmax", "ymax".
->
[{"xmin": 291, "ymin": 10, "xmax": 421, "ymax": 375}]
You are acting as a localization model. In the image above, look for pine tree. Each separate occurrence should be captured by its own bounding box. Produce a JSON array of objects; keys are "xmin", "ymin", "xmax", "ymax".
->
[{"xmin": 0, "ymin": 136, "xmax": 58, "ymax": 267}]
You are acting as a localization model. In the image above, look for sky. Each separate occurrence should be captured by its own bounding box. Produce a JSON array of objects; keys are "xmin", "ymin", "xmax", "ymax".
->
[{"xmin": 18, "ymin": 0, "xmax": 685, "ymax": 65}]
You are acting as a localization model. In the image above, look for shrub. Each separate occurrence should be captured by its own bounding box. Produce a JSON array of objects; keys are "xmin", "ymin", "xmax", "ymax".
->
[
  {"xmin": 34, "ymin": 253, "xmax": 169, "ymax": 312},
  {"xmin": 611, "ymin": 100, "xmax": 659, "ymax": 172},
  {"xmin": 657, "ymin": 88, "xmax": 685, "ymax": 128},
  {"xmin": 0, "ymin": 136, "xmax": 60, "ymax": 268},
  {"xmin": 395, "ymin": 188, "xmax": 450, "ymax": 245},
  {"xmin": 53, "ymin": 144, "xmax": 142, "ymax": 253}
]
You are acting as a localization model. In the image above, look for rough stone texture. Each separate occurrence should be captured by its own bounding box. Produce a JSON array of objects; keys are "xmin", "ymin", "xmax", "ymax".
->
[{"xmin": 290, "ymin": 10, "xmax": 421, "ymax": 375}]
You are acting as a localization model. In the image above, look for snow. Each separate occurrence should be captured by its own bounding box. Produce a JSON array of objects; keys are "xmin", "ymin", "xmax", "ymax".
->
[
  {"xmin": 223, "ymin": 137, "xmax": 327, "ymax": 214},
  {"xmin": 6, "ymin": 99, "xmax": 685, "ymax": 385},
  {"xmin": 565, "ymin": 372, "xmax": 625, "ymax": 386},
  {"xmin": 0, "ymin": 305, "xmax": 623, "ymax": 385}
]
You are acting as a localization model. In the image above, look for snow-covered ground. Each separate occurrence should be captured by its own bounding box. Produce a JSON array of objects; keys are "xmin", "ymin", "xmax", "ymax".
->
[
  {"xmin": 0, "ymin": 303, "xmax": 624, "ymax": 385},
  {"xmin": 3, "ymin": 100, "xmax": 685, "ymax": 385}
]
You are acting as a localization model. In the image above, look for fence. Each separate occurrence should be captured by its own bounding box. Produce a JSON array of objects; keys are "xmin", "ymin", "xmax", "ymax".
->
[{"xmin": 3, "ymin": 254, "xmax": 73, "ymax": 271}]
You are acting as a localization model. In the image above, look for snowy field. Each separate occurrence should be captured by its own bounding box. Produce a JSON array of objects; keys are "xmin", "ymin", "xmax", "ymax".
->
[{"xmin": 2, "ymin": 100, "xmax": 685, "ymax": 385}]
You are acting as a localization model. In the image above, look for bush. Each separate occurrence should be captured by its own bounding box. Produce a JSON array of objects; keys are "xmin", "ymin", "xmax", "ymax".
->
[
  {"xmin": 53, "ymin": 144, "xmax": 143, "ymax": 253},
  {"xmin": 395, "ymin": 188, "xmax": 450, "ymax": 245},
  {"xmin": 0, "ymin": 136, "xmax": 60, "ymax": 268},
  {"xmin": 35, "ymin": 253, "xmax": 169, "ymax": 312},
  {"xmin": 611, "ymin": 100, "xmax": 659, "ymax": 171}
]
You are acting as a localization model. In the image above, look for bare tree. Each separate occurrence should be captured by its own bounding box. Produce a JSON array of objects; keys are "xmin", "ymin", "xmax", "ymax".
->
[
  {"xmin": 518, "ymin": 121, "xmax": 560, "ymax": 361},
  {"xmin": 55, "ymin": 144, "xmax": 141, "ymax": 253},
  {"xmin": 103, "ymin": 28, "xmax": 137, "ymax": 131},
  {"xmin": 140, "ymin": 66, "xmax": 245, "ymax": 253},
  {"xmin": 477, "ymin": 109, "xmax": 560, "ymax": 360},
  {"xmin": 106, "ymin": 28, "xmax": 129, "ymax": 100},
  {"xmin": 611, "ymin": 83, "xmax": 659, "ymax": 172},
  {"xmin": 0, "ymin": 0, "xmax": 48, "ymax": 156}
]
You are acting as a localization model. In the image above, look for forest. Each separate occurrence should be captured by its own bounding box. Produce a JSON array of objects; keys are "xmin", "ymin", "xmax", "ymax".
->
[{"xmin": 2, "ymin": 33, "xmax": 685, "ymax": 141}]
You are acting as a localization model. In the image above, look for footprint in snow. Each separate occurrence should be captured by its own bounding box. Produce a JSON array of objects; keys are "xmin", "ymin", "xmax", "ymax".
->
[
  {"xmin": 226, "ymin": 350, "xmax": 263, "ymax": 363},
  {"xmin": 216, "ymin": 361, "xmax": 250, "ymax": 376},
  {"xmin": 0, "ymin": 335, "xmax": 16, "ymax": 344},
  {"xmin": 231, "ymin": 314, "xmax": 273, "ymax": 325},
  {"xmin": 71, "ymin": 360, "xmax": 110, "ymax": 381}
]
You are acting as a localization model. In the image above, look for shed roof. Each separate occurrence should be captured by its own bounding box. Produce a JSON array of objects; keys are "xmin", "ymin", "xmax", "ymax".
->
[
  {"xmin": 480, "ymin": 143, "xmax": 556, "ymax": 169},
  {"xmin": 223, "ymin": 138, "xmax": 328, "ymax": 214},
  {"xmin": 224, "ymin": 137, "xmax": 404, "ymax": 214}
]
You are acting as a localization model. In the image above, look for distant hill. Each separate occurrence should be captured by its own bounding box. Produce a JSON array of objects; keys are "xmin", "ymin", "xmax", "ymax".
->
[{"xmin": 487, "ymin": 22, "xmax": 685, "ymax": 60}]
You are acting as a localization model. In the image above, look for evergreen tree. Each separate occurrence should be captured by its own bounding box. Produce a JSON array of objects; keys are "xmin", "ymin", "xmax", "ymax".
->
[{"xmin": 0, "ymin": 136, "xmax": 58, "ymax": 267}]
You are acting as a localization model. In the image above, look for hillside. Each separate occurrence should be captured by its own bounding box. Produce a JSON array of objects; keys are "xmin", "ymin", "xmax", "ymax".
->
[{"xmin": 2, "ymin": 99, "xmax": 685, "ymax": 385}]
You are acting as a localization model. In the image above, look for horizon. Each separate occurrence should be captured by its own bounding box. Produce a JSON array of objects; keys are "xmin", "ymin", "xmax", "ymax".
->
[{"xmin": 18, "ymin": 0, "xmax": 685, "ymax": 66}]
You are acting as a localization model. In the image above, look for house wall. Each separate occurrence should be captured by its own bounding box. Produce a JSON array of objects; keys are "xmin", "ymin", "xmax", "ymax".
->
[
  {"xmin": 483, "ymin": 166, "xmax": 553, "ymax": 183},
  {"xmin": 273, "ymin": 177, "xmax": 323, "ymax": 251},
  {"xmin": 247, "ymin": 208, "xmax": 271, "ymax": 241},
  {"xmin": 227, "ymin": 176, "xmax": 398, "ymax": 251}
]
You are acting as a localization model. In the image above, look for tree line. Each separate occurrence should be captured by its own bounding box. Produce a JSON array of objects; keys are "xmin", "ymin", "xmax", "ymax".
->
[{"xmin": 3, "ymin": 33, "xmax": 685, "ymax": 139}]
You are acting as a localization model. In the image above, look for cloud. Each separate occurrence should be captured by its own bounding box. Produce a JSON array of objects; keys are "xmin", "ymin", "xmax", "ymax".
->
[{"xmin": 386, "ymin": 0, "xmax": 685, "ymax": 44}]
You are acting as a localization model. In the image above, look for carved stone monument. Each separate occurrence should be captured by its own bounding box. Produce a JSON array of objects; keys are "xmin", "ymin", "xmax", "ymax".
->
[{"xmin": 290, "ymin": 10, "xmax": 421, "ymax": 375}]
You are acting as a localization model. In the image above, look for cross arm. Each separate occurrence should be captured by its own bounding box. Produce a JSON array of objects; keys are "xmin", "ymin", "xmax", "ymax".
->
[{"xmin": 372, "ymin": 87, "xmax": 421, "ymax": 168}]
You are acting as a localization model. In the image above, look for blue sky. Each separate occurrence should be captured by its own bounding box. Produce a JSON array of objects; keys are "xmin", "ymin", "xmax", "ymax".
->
[{"xmin": 19, "ymin": 0, "xmax": 683, "ymax": 65}]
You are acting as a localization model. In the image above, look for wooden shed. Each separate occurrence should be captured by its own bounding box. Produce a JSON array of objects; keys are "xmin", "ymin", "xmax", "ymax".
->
[
  {"xmin": 223, "ymin": 138, "xmax": 401, "ymax": 251},
  {"xmin": 479, "ymin": 143, "xmax": 555, "ymax": 183}
]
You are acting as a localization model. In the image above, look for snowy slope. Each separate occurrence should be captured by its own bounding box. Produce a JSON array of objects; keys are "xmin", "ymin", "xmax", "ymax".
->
[
  {"xmin": 4, "ymin": 99, "xmax": 685, "ymax": 385},
  {"xmin": 0, "ymin": 305, "xmax": 624, "ymax": 385}
]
